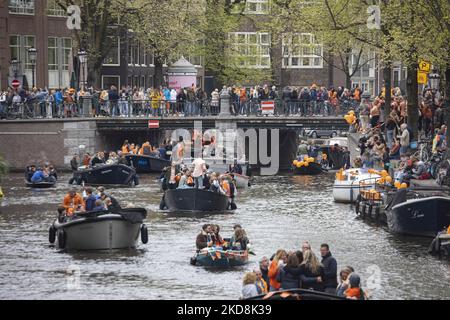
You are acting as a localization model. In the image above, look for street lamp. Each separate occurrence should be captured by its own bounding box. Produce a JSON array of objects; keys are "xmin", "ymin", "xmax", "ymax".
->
[
  {"xmin": 11, "ymin": 59, "xmax": 21, "ymax": 79},
  {"xmin": 78, "ymin": 49, "xmax": 87, "ymax": 91},
  {"xmin": 28, "ymin": 47, "xmax": 37, "ymax": 88}
]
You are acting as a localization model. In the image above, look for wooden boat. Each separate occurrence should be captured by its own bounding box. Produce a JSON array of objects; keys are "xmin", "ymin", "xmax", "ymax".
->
[
  {"xmin": 293, "ymin": 162, "xmax": 324, "ymax": 176},
  {"xmin": 72, "ymin": 164, "xmax": 138, "ymax": 187},
  {"xmin": 246, "ymin": 289, "xmax": 346, "ymax": 301},
  {"xmin": 125, "ymin": 154, "xmax": 171, "ymax": 173},
  {"xmin": 162, "ymin": 188, "xmax": 230, "ymax": 212},
  {"xmin": 25, "ymin": 181, "xmax": 56, "ymax": 188},
  {"xmin": 49, "ymin": 208, "xmax": 148, "ymax": 250},
  {"xmin": 192, "ymin": 248, "xmax": 249, "ymax": 267}
]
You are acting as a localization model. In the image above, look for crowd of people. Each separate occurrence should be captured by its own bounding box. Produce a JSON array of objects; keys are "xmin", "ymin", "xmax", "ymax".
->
[
  {"xmin": 241, "ymin": 243, "xmax": 368, "ymax": 300},
  {"xmin": 25, "ymin": 164, "xmax": 57, "ymax": 184},
  {"xmin": 59, "ymin": 186, "xmax": 121, "ymax": 218},
  {"xmin": 1, "ymin": 82, "xmax": 378, "ymax": 119}
]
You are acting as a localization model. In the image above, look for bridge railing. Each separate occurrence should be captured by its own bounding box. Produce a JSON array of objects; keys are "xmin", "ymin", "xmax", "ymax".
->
[{"xmin": 0, "ymin": 98, "xmax": 356, "ymax": 120}]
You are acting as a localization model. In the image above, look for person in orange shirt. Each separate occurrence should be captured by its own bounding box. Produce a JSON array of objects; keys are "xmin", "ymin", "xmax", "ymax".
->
[
  {"xmin": 62, "ymin": 189, "xmax": 84, "ymax": 216},
  {"xmin": 121, "ymin": 140, "xmax": 130, "ymax": 154},
  {"xmin": 447, "ymin": 225, "xmax": 450, "ymax": 234},
  {"xmin": 344, "ymin": 273, "xmax": 367, "ymax": 300},
  {"xmin": 268, "ymin": 249, "xmax": 287, "ymax": 291}
]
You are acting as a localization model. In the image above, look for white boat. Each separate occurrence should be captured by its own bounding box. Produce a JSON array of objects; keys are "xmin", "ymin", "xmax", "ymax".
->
[
  {"xmin": 49, "ymin": 208, "xmax": 148, "ymax": 250},
  {"xmin": 333, "ymin": 168, "xmax": 380, "ymax": 203}
]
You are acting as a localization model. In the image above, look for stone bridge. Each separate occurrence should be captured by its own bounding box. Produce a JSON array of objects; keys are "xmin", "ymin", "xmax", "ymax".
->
[{"xmin": 0, "ymin": 116, "xmax": 347, "ymax": 171}]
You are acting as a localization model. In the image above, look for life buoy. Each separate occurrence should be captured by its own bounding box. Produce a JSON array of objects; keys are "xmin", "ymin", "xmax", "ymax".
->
[
  {"xmin": 140, "ymin": 224, "xmax": 148, "ymax": 244},
  {"xmin": 58, "ymin": 230, "xmax": 66, "ymax": 249},
  {"xmin": 49, "ymin": 225, "xmax": 56, "ymax": 244}
]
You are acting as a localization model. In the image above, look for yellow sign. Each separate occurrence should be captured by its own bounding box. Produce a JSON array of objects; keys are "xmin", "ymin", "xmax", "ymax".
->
[
  {"xmin": 419, "ymin": 60, "xmax": 431, "ymax": 73},
  {"xmin": 418, "ymin": 71, "xmax": 428, "ymax": 85}
]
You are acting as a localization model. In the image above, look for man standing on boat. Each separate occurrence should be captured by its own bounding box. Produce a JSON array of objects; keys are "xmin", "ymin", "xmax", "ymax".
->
[
  {"xmin": 171, "ymin": 136, "xmax": 185, "ymax": 166},
  {"xmin": 192, "ymin": 158, "xmax": 206, "ymax": 189},
  {"xmin": 320, "ymin": 244, "xmax": 338, "ymax": 294}
]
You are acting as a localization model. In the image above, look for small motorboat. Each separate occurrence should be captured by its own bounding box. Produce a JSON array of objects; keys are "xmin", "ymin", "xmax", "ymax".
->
[
  {"xmin": 385, "ymin": 189, "xmax": 450, "ymax": 237},
  {"xmin": 72, "ymin": 164, "xmax": 138, "ymax": 187},
  {"xmin": 246, "ymin": 289, "xmax": 346, "ymax": 301},
  {"xmin": 25, "ymin": 181, "xmax": 56, "ymax": 189},
  {"xmin": 161, "ymin": 188, "xmax": 230, "ymax": 212},
  {"xmin": 293, "ymin": 162, "xmax": 324, "ymax": 176},
  {"xmin": 49, "ymin": 208, "xmax": 148, "ymax": 250},
  {"xmin": 191, "ymin": 248, "xmax": 249, "ymax": 267},
  {"xmin": 333, "ymin": 168, "xmax": 380, "ymax": 203},
  {"xmin": 125, "ymin": 154, "xmax": 171, "ymax": 173}
]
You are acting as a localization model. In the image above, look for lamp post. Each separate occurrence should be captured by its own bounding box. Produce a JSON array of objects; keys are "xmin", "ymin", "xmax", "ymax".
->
[
  {"xmin": 28, "ymin": 47, "xmax": 37, "ymax": 88},
  {"xmin": 78, "ymin": 49, "xmax": 87, "ymax": 91}
]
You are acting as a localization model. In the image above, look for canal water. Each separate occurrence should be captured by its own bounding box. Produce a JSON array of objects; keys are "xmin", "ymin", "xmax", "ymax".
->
[{"xmin": 0, "ymin": 173, "xmax": 448, "ymax": 300}]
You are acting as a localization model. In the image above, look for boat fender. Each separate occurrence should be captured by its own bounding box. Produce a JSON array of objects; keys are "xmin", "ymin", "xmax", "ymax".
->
[
  {"xmin": 367, "ymin": 205, "xmax": 373, "ymax": 220},
  {"xmin": 159, "ymin": 195, "xmax": 167, "ymax": 210},
  {"xmin": 57, "ymin": 230, "xmax": 66, "ymax": 249},
  {"xmin": 190, "ymin": 256, "xmax": 197, "ymax": 266},
  {"xmin": 355, "ymin": 195, "xmax": 361, "ymax": 215},
  {"xmin": 49, "ymin": 225, "xmax": 56, "ymax": 244},
  {"xmin": 361, "ymin": 203, "xmax": 367, "ymax": 218},
  {"xmin": 374, "ymin": 206, "xmax": 381, "ymax": 223},
  {"xmin": 141, "ymin": 224, "xmax": 148, "ymax": 244}
]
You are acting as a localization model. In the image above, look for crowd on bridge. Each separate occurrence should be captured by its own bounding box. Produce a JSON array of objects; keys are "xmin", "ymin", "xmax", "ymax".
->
[{"xmin": 1, "ymin": 82, "xmax": 380, "ymax": 119}]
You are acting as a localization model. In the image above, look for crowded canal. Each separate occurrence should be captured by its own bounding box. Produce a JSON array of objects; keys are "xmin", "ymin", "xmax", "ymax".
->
[{"xmin": 0, "ymin": 172, "xmax": 448, "ymax": 300}]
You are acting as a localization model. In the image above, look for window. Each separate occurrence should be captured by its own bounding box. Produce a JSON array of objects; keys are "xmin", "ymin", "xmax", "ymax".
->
[
  {"xmin": 48, "ymin": 38, "xmax": 58, "ymax": 71},
  {"xmin": 103, "ymin": 37, "xmax": 120, "ymax": 66},
  {"xmin": 229, "ymin": 32, "xmax": 271, "ymax": 68},
  {"xmin": 245, "ymin": 0, "xmax": 269, "ymax": 14},
  {"xmin": 47, "ymin": 0, "xmax": 65, "ymax": 17},
  {"xmin": 10, "ymin": 35, "xmax": 35, "ymax": 69},
  {"xmin": 282, "ymin": 33, "xmax": 323, "ymax": 69},
  {"xmin": 102, "ymin": 76, "xmax": 120, "ymax": 90},
  {"xmin": 9, "ymin": 0, "xmax": 34, "ymax": 14},
  {"xmin": 62, "ymin": 38, "xmax": 72, "ymax": 71},
  {"xmin": 350, "ymin": 51, "xmax": 375, "ymax": 78}
]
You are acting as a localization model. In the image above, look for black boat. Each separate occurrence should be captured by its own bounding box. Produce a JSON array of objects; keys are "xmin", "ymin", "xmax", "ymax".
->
[
  {"xmin": 293, "ymin": 162, "xmax": 324, "ymax": 176},
  {"xmin": 385, "ymin": 189, "xmax": 450, "ymax": 237},
  {"xmin": 72, "ymin": 164, "xmax": 138, "ymax": 187},
  {"xmin": 25, "ymin": 181, "xmax": 56, "ymax": 189},
  {"xmin": 246, "ymin": 289, "xmax": 346, "ymax": 301},
  {"xmin": 162, "ymin": 188, "xmax": 230, "ymax": 212},
  {"xmin": 125, "ymin": 154, "xmax": 171, "ymax": 173}
]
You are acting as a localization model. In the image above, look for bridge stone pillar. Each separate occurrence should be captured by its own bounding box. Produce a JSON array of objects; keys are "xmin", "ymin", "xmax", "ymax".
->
[
  {"xmin": 219, "ymin": 89, "xmax": 231, "ymax": 117},
  {"xmin": 63, "ymin": 121, "xmax": 98, "ymax": 166}
]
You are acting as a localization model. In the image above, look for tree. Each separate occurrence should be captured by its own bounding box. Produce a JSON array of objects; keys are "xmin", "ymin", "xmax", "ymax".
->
[{"xmin": 55, "ymin": 0, "xmax": 145, "ymax": 88}]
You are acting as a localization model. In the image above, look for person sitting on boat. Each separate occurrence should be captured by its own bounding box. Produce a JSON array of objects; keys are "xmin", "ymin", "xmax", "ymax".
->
[
  {"xmin": 211, "ymin": 224, "xmax": 224, "ymax": 247},
  {"xmin": 203, "ymin": 169, "xmax": 211, "ymax": 190},
  {"xmin": 158, "ymin": 143, "xmax": 167, "ymax": 159},
  {"xmin": 336, "ymin": 266, "xmax": 354, "ymax": 297},
  {"xmin": 62, "ymin": 189, "xmax": 84, "ymax": 216},
  {"xmin": 82, "ymin": 153, "xmax": 91, "ymax": 167},
  {"xmin": 31, "ymin": 167, "xmax": 50, "ymax": 184},
  {"xmin": 229, "ymin": 160, "xmax": 243, "ymax": 175},
  {"xmin": 241, "ymin": 272, "xmax": 259, "ymax": 299},
  {"xmin": 106, "ymin": 152, "xmax": 119, "ymax": 165},
  {"xmin": 48, "ymin": 165, "xmax": 58, "ymax": 181},
  {"xmin": 84, "ymin": 187, "xmax": 97, "ymax": 212},
  {"xmin": 117, "ymin": 151, "xmax": 128, "ymax": 166},
  {"xmin": 91, "ymin": 152, "xmax": 105, "ymax": 167},
  {"xmin": 139, "ymin": 142, "xmax": 152, "ymax": 156},
  {"xmin": 121, "ymin": 140, "xmax": 130, "ymax": 154},
  {"xmin": 196, "ymin": 224, "xmax": 213, "ymax": 250},
  {"xmin": 344, "ymin": 273, "xmax": 367, "ymax": 300},
  {"xmin": 254, "ymin": 269, "xmax": 268, "ymax": 295},
  {"xmin": 25, "ymin": 165, "xmax": 37, "ymax": 182},
  {"xmin": 230, "ymin": 226, "xmax": 248, "ymax": 251},
  {"xmin": 92, "ymin": 199, "xmax": 107, "ymax": 212},
  {"xmin": 209, "ymin": 173, "xmax": 225, "ymax": 194},
  {"xmin": 99, "ymin": 192, "xmax": 121, "ymax": 213},
  {"xmin": 177, "ymin": 170, "xmax": 190, "ymax": 189},
  {"xmin": 259, "ymin": 257, "xmax": 270, "ymax": 287}
]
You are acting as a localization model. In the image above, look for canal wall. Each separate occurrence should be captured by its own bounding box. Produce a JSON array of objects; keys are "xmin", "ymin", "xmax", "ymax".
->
[{"xmin": 0, "ymin": 120, "xmax": 102, "ymax": 171}]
